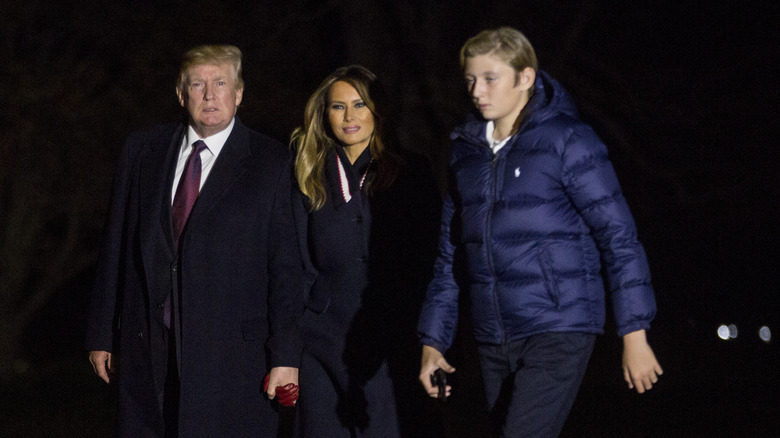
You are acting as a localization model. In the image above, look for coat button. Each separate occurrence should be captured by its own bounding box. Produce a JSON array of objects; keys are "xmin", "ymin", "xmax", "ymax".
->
[
  {"xmin": 359, "ymin": 255, "xmax": 368, "ymax": 263},
  {"xmin": 138, "ymin": 331, "xmax": 144, "ymax": 339},
  {"xmin": 354, "ymin": 216, "xmax": 363, "ymax": 223}
]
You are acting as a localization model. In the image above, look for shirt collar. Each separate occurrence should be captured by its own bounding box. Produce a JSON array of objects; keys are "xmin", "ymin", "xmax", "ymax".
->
[
  {"xmin": 485, "ymin": 121, "xmax": 512, "ymax": 154},
  {"xmin": 182, "ymin": 118, "xmax": 235, "ymax": 156}
]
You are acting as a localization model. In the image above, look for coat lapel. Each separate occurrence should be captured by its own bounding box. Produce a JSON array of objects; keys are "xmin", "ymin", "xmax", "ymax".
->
[
  {"xmin": 139, "ymin": 124, "xmax": 185, "ymax": 261},
  {"xmin": 326, "ymin": 151, "xmax": 348, "ymax": 209},
  {"xmin": 186, "ymin": 119, "xmax": 252, "ymax": 227}
]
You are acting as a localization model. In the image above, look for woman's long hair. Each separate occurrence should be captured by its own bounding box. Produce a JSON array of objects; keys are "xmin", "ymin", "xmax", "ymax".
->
[{"xmin": 291, "ymin": 65, "xmax": 399, "ymax": 211}]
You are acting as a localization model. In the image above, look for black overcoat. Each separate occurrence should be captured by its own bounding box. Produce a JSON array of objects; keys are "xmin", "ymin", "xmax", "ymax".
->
[
  {"xmin": 292, "ymin": 148, "xmax": 442, "ymax": 436},
  {"xmin": 86, "ymin": 118, "xmax": 302, "ymax": 437}
]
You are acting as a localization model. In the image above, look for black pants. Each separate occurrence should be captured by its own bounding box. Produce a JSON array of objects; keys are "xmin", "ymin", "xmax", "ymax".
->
[{"xmin": 478, "ymin": 333, "xmax": 596, "ymax": 438}]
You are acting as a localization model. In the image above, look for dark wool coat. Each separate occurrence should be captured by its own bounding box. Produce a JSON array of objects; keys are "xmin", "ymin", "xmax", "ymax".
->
[
  {"xmin": 85, "ymin": 119, "xmax": 302, "ymax": 437},
  {"xmin": 293, "ymin": 147, "xmax": 442, "ymax": 436},
  {"xmin": 418, "ymin": 71, "xmax": 657, "ymax": 353}
]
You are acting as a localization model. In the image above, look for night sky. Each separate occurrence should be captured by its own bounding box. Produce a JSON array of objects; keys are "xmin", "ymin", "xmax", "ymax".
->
[{"xmin": 2, "ymin": 1, "xmax": 779, "ymax": 436}]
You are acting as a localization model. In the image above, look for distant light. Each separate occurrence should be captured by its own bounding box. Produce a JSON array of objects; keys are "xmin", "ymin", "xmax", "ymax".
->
[
  {"xmin": 717, "ymin": 325, "xmax": 730, "ymax": 340},
  {"xmin": 728, "ymin": 324, "xmax": 738, "ymax": 339},
  {"xmin": 759, "ymin": 326, "xmax": 771, "ymax": 343},
  {"xmin": 717, "ymin": 324, "xmax": 739, "ymax": 340}
]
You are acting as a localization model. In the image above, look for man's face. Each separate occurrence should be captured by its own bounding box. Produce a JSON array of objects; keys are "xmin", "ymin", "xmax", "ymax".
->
[{"xmin": 177, "ymin": 63, "xmax": 243, "ymax": 138}]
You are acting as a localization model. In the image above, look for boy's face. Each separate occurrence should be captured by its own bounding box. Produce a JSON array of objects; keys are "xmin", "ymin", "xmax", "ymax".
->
[{"xmin": 464, "ymin": 54, "xmax": 533, "ymax": 131}]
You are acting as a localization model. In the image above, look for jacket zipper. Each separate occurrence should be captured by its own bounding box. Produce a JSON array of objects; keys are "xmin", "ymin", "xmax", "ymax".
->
[{"xmin": 485, "ymin": 150, "xmax": 506, "ymax": 344}]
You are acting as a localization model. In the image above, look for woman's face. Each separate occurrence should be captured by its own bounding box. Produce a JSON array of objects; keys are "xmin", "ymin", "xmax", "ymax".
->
[{"xmin": 327, "ymin": 81, "xmax": 375, "ymax": 150}]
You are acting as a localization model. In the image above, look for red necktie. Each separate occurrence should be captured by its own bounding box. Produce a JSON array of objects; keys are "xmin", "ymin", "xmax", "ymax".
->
[
  {"xmin": 171, "ymin": 140, "xmax": 207, "ymax": 248},
  {"xmin": 165, "ymin": 140, "xmax": 207, "ymax": 328}
]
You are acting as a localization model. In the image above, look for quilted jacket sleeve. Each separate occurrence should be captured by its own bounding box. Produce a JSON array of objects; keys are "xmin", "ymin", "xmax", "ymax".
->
[
  {"xmin": 417, "ymin": 189, "xmax": 461, "ymax": 353},
  {"xmin": 561, "ymin": 123, "xmax": 656, "ymax": 336}
]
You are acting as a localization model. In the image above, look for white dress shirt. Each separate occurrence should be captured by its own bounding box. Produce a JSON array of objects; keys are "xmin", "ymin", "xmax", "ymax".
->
[{"xmin": 170, "ymin": 119, "xmax": 235, "ymax": 204}]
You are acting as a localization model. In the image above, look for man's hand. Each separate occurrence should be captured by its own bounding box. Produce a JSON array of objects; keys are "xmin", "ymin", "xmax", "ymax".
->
[
  {"xmin": 622, "ymin": 329, "xmax": 663, "ymax": 393},
  {"xmin": 265, "ymin": 366, "xmax": 299, "ymax": 406},
  {"xmin": 419, "ymin": 345, "xmax": 455, "ymax": 399},
  {"xmin": 89, "ymin": 350, "xmax": 116, "ymax": 384}
]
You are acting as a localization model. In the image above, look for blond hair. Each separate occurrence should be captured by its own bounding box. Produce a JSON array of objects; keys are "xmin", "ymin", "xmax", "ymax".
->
[
  {"xmin": 460, "ymin": 27, "xmax": 538, "ymax": 73},
  {"xmin": 176, "ymin": 45, "xmax": 244, "ymax": 95}
]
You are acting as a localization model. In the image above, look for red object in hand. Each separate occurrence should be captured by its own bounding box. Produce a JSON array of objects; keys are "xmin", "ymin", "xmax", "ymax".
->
[{"xmin": 263, "ymin": 374, "xmax": 299, "ymax": 407}]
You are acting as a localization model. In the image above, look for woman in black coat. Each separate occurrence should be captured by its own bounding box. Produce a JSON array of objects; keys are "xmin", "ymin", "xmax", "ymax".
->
[{"xmin": 290, "ymin": 65, "xmax": 442, "ymax": 437}]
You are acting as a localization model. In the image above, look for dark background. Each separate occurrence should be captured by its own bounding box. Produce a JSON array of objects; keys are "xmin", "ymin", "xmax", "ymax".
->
[{"xmin": 1, "ymin": 0, "xmax": 778, "ymax": 436}]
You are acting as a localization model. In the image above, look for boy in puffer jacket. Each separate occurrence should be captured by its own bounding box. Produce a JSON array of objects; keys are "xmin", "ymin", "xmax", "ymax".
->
[{"xmin": 417, "ymin": 27, "xmax": 663, "ymax": 438}]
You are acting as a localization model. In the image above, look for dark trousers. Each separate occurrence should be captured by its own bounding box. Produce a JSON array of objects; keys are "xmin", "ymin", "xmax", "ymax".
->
[{"xmin": 477, "ymin": 332, "xmax": 596, "ymax": 438}]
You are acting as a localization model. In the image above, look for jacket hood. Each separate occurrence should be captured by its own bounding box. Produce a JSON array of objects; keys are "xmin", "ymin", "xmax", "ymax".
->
[{"xmin": 452, "ymin": 70, "xmax": 580, "ymax": 142}]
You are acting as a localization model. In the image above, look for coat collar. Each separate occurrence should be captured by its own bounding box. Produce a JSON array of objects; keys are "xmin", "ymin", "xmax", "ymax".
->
[
  {"xmin": 187, "ymin": 118, "xmax": 251, "ymax": 225},
  {"xmin": 325, "ymin": 145, "xmax": 372, "ymax": 208},
  {"xmin": 141, "ymin": 118, "xmax": 253, "ymax": 256}
]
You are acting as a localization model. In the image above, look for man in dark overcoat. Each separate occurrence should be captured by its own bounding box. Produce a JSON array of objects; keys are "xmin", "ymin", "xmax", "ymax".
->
[{"xmin": 85, "ymin": 45, "xmax": 302, "ymax": 437}]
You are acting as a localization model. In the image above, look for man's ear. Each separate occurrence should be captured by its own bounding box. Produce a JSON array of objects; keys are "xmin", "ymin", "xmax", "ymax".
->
[
  {"xmin": 235, "ymin": 87, "xmax": 244, "ymax": 106},
  {"xmin": 516, "ymin": 67, "xmax": 536, "ymax": 91},
  {"xmin": 176, "ymin": 87, "xmax": 185, "ymax": 107}
]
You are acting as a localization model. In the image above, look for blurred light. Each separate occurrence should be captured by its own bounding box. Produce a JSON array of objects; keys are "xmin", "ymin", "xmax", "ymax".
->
[
  {"xmin": 717, "ymin": 325, "xmax": 730, "ymax": 340},
  {"xmin": 717, "ymin": 324, "xmax": 739, "ymax": 340},
  {"xmin": 728, "ymin": 324, "xmax": 738, "ymax": 339},
  {"xmin": 759, "ymin": 326, "xmax": 771, "ymax": 343}
]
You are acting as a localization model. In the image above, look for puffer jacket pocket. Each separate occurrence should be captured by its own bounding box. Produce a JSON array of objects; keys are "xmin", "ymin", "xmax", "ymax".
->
[{"xmin": 537, "ymin": 247, "xmax": 561, "ymax": 308}]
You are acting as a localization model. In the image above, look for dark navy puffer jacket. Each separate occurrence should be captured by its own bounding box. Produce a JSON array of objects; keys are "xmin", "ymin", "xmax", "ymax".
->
[{"xmin": 418, "ymin": 71, "xmax": 656, "ymax": 353}]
